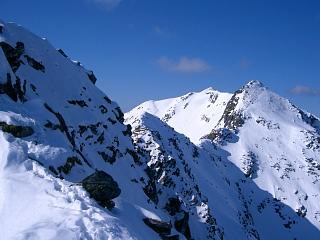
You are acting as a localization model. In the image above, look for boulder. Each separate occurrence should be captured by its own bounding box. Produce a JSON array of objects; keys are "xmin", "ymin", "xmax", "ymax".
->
[
  {"xmin": 0, "ymin": 121, "xmax": 34, "ymax": 138},
  {"xmin": 143, "ymin": 218, "xmax": 172, "ymax": 236},
  {"xmin": 161, "ymin": 234, "xmax": 179, "ymax": 240},
  {"xmin": 165, "ymin": 197, "xmax": 181, "ymax": 216},
  {"xmin": 82, "ymin": 170, "xmax": 121, "ymax": 209}
]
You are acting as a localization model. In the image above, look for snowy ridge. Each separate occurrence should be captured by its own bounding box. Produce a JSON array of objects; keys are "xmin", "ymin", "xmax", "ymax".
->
[
  {"xmin": 1, "ymin": 19, "xmax": 320, "ymax": 240},
  {"xmin": 203, "ymin": 80, "xmax": 320, "ymax": 232},
  {"xmin": 0, "ymin": 20, "xmax": 177, "ymax": 240},
  {"xmin": 128, "ymin": 80, "xmax": 320, "ymax": 239},
  {"xmin": 126, "ymin": 87, "xmax": 232, "ymax": 143}
]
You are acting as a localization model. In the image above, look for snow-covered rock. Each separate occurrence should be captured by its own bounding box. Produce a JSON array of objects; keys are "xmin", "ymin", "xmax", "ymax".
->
[
  {"xmin": 0, "ymin": 20, "xmax": 176, "ymax": 240},
  {"xmin": 128, "ymin": 80, "xmax": 320, "ymax": 239},
  {"xmin": 126, "ymin": 87, "xmax": 232, "ymax": 144},
  {"xmin": 1, "ymin": 19, "xmax": 319, "ymax": 240}
]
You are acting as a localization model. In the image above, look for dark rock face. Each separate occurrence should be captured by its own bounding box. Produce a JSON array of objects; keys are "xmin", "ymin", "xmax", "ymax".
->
[
  {"xmin": 174, "ymin": 212, "xmax": 191, "ymax": 240},
  {"xmin": 24, "ymin": 55, "xmax": 45, "ymax": 73},
  {"xmin": 0, "ymin": 121, "xmax": 34, "ymax": 138},
  {"xmin": 219, "ymin": 89, "xmax": 244, "ymax": 130},
  {"xmin": 82, "ymin": 171, "xmax": 121, "ymax": 209},
  {"xmin": 57, "ymin": 156, "xmax": 82, "ymax": 174},
  {"xmin": 0, "ymin": 41, "xmax": 25, "ymax": 72},
  {"xmin": 165, "ymin": 197, "xmax": 181, "ymax": 216},
  {"xmin": 67, "ymin": 100, "xmax": 88, "ymax": 108},
  {"xmin": 160, "ymin": 235, "xmax": 180, "ymax": 240},
  {"xmin": 143, "ymin": 218, "xmax": 172, "ymax": 236},
  {"xmin": 0, "ymin": 73, "xmax": 27, "ymax": 102},
  {"xmin": 57, "ymin": 48, "xmax": 68, "ymax": 58},
  {"xmin": 87, "ymin": 71, "xmax": 97, "ymax": 84},
  {"xmin": 296, "ymin": 205, "xmax": 307, "ymax": 217},
  {"xmin": 298, "ymin": 109, "xmax": 320, "ymax": 134},
  {"xmin": 113, "ymin": 107, "xmax": 124, "ymax": 123},
  {"xmin": 203, "ymin": 128, "xmax": 239, "ymax": 144},
  {"xmin": 143, "ymin": 167, "xmax": 159, "ymax": 204}
]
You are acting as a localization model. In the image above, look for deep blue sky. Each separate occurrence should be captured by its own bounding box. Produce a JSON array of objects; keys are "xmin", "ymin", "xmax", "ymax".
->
[{"xmin": 1, "ymin": 0, "xmax": 320, "ymax": 115}]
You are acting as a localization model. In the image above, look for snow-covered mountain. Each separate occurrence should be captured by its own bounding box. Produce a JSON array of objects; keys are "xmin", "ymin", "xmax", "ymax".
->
[
  {"xmin": 127, "ymin": 87, "xmax": 232, "ymax": 144},
  {"xmin": 1, "ymin": 19, "xmax": 319, "ymax": 240},
  {"xmin": 0, "ymin": 20, "xmax": 185, "ymax": 240},
  {"xmin": 127, "ymin": 80, "xmax": 320, "ymax": 239}
]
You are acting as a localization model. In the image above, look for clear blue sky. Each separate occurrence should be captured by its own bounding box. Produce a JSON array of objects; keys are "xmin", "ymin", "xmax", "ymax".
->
[{"xmin": 1, "ymin": 0, "xmax": 320, "ymax": 116}]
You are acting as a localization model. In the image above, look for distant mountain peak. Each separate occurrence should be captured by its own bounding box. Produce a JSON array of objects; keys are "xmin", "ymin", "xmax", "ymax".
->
[
  {"xmin": 126, "ymin": 78, "xmax": 320, "ymax": 240},
  {"xmin": 244, "ymin": 80, "xmax": 265, "ymax": 89}
]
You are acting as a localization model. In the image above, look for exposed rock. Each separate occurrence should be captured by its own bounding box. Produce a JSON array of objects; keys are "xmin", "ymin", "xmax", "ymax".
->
[
  {"xmin": 99, "ymin": 105, "xmax": 108, "ymax": 114},
  {"xmin": 174, "ymin": 211, "xmax": 191, "ymax": 240},
  {"xmin": 24, "ymin": 54, "xmax": 45, "ymax": 72},
  {"xmin": 98, "ymin": 146, "xmax": 118, "ymax": 164},
  {"xmin": 57, "ymin": 48, "xmax": 68, "ymax": 58},
  {"xmin": 0, "ymin": 41, "xmax": 25, "ymax": 72},
  {"xmin": 241, "ymin": 151, "xmax": 259, "ymax": 179},
  {"xmin": 57, "ymin": 156, "xmax": 82, "ymax": 174},
  {"xmin": 122, "ymin": 124, "xmax": 132, "ymax": 137},
  {"xmin": 49, "ymin": 165, "xmax": 58, "ymax": 175},
  {"xmin": 298, "ymin": 108, "xmax": 320, "ymax": 134},
  {"xmin": 218, "ymin": 89, "xmax": 244, "ymax": 130},
  {"xmin": 0, "ymin": 121, "xmax": 34, "ymax": 138},
  {"xmin": 143, "ymin": 167, "xmax": 159, "ymax": 204},
  {"xmin": 165, "ymin": 197, "xmax": 181, "ymax": 216},
  {"xmin": 113, "ymin": 107, "xmax": 124, "ymax": 123},
  {"xmin": 160, "ymin": 235, "xmax": 180, "ymax": 240},
  {"xmin": 108, "ymin": 117, "xmax": 117, "ymax": 125},
  {"xmin": 143, "ymin": 218, "xmax": 172, "ymax": 236},
  {"xmin": 104, "ymin": 96, "xmax": 112, "ymax": 104},
  {"xmin": 44, "ymin": 103, "xmax": 75, "ymax": 147},
  {"xmin": 296, "ymin": 205, "xmax": 307, "ymax": 217},
  {"xmin": 202, "ymin": 128, "xmax": 239, "ymax": 144},
  {"xmin": 44, "ymin": 120, "xmax": 62, "ymax": 131},
  {"xmin": 87, "ymin": 71, "xmax": 97, "ymax": 84},
  {"xmin": 82, "ymin": 171, "xmax": 121, "ymax": 209},
  {"xmin": 0, "ymin": 73, "xmax": 26, "ymax": 102},
  {"xmin": 67, "ymin": 99, "xmax": 88, "ymax": 107}
]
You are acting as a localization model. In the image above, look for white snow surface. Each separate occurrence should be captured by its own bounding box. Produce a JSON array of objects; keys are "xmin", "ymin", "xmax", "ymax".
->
[
  {"xmin": 126, "ymin": 87, "xmax": 232, "ymax": 144},
  {"xmin": 127, "ymin": 81, "xmax": 320, "ymax": 239},
  {"xmin": 1, "ymin": 19, "xmax": 320, "ymax": 240},
  {"xmin": 0, "ymin": 20, "xmax": 168, "ymax": 240}
]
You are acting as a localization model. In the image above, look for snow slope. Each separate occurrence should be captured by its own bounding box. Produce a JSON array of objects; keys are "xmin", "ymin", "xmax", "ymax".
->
[
  {"xmin": 203, "ymin": 80, "xmax": 320, "ymax": 231},
  {"xmin": 126, "ymin": 109, "xmax": 320, "ymax": 240},
  {"xmin": 127, "ymin": 80, "xmax": 320, "ymax": 239},
  {"xmin": 1, "ymin": 19, "xmax": 320, "ymax": 240},
  {"xmin": 126, "ymin": 87, "xmax": 232, "ymax": 143},
  {"xmin": 0, "ymin": 20, "xmax": 177, "ymax": 240}
]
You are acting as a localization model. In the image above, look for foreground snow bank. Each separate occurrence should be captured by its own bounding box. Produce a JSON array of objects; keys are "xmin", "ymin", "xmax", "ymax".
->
[{"xmin": 0, "ymin": 133, "xmax": 138, "ymax": 240}]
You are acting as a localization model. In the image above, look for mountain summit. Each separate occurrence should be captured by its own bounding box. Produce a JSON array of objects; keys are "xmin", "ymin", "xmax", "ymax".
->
[
  {"xmin": 1, "ymin": 20, "xmax": 319, "ymax": 239},
  {"xmin": 128, "ymin": 80, "xmax": 320, "ymax": 239}
]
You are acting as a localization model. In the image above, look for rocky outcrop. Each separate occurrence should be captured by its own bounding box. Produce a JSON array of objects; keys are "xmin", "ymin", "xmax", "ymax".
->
[
  {"xmin": 0, "ymin": 121, "xmax": 34, "ymax": 138},
  {"xmin": 0, "ymin": 73, "xmax": 26, "ymax": 102},
  {"xmin": 174, "ymin": 211, "xmax": 191, "ymax": 240},
  {"xmin": 0, "ymin": 41, "xmax": 25, "ymax": 72},
  {"xmin": 87, "ymin": 71, "xmax": 97, "ymax": 84},
  {"xmin": 24, "ymin": 55, "xmax": 45, "ymax": 72},
  {"xmin": 82, "ymin": 171, "xmax": 121, "ymax": 209},
  {"xmin": 143, "ymin": 218, "xmax": 172, "ymax": 237}
]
